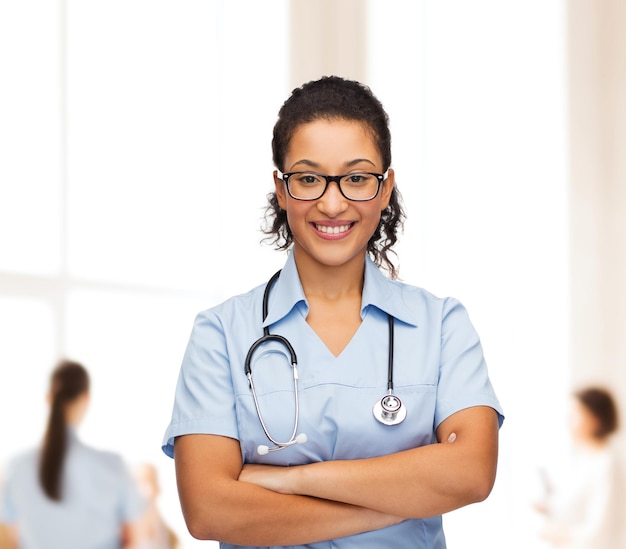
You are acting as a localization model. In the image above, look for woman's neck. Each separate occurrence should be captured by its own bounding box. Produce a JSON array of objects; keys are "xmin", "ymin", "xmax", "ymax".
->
[
  {"xmin": 65, "ymin": 393, "xmax": 89, "ymax": 428},
  {"xmin": 574, "ymin": 434, "xmax": 610, "ymax": 452},
  {"xmin": 293, "ymin": 248, "xmax": 366, "ymax": 301}
]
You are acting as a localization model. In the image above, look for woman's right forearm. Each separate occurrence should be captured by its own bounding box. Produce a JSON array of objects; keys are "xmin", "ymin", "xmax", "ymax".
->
[
  {"xmin": 182, "ymin": 476, "xmax": 402, "ymax": 545},
  {"xmin": 175, "ymin": 435, "xmax": 402, "ymax": 546}
]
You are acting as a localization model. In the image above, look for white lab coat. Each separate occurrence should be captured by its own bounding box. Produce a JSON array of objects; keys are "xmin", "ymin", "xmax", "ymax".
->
[{"xmin": 539, "ymin": 442, "xmax": 625, "ymax": 548}]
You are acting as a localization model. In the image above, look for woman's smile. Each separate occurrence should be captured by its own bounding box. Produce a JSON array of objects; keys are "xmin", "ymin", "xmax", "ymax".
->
[{"xmin": 312, "ymin": 221, "xmax": 356, "ymax": 238}]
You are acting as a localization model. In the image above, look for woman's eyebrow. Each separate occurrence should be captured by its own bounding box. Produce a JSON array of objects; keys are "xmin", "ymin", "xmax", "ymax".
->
[
  {"xmin": 346, "ymin": 158, "xmax": 377, "ymax": 168},
  {"xmin": 288, "ymin": 159, "xmax": 320, "ymax": 171},
  {"xmin": 288, "ymin": 158, "xmax": 377, "ymax": 171}
]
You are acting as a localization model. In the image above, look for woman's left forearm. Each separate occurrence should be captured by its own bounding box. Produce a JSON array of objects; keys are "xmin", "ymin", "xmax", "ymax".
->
[
  {"xmin": 298, "ymin": 438, "xmax": 495, "ymax": 517},
  {"xmin": 241, "ymin": 406, "xmax": 499, "ymax": 518}
]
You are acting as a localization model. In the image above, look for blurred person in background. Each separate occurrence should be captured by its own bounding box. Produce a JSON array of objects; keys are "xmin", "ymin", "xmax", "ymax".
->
[
  {"xmin": 534, "ymin": 386, "xmax": 625, "ymax": 548},
  {"xmin": 0, "ymin": 359, "xmax": 145, "ymax": 549},
  {"xmin": 133, "ymin": 463, "xmax": 180, "ymax": 549}
]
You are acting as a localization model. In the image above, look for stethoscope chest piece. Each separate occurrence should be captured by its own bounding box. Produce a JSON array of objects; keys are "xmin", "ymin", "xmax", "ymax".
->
[{"xmin": 373, "ymin": 393, "xmax": 407, "ymax": 426}]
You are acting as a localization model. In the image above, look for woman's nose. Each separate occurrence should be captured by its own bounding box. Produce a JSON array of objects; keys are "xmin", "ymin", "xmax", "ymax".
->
[{"xmin": 317, "ymin": 181, "xmax": 348, "ymax": 216}]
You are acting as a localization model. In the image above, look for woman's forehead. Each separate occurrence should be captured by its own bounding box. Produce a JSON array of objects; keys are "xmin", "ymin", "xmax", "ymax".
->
[{"xmin": 285, "ymin": 119, "xmax": 381, "ymax": 168}]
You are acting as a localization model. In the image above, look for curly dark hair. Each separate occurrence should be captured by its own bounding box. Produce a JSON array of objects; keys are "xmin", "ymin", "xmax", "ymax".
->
[{"xmin": 262, "ymin": 76, "xmax": 405, "ymax": 279}]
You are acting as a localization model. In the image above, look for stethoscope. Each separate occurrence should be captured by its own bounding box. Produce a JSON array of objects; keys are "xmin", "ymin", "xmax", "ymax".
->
[{"xmin": 244, "ymin": 270, "xmax": 407, "ymax": 455}]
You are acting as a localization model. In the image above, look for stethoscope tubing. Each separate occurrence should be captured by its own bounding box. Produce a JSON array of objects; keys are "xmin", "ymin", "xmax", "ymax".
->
[
  {"xmin": 245, "ymin": 269, "xmax": 406, "ymax": 454},
  {"xmin": 244, "ymin": 270, "xmax": 303, "ymax": 452},
  {"xmin": 246, "ymin": 348, "xmax": 300, "ymax": 451}
]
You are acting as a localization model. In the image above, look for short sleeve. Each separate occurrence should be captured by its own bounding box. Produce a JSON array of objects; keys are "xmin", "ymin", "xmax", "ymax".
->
[
  {"xmin": 161, "ymin": 309, "xmax": 239, "ymax": 458},
  {"xmin": 434, "ymin": 298, "xmax": 504, "ymax": 429}
]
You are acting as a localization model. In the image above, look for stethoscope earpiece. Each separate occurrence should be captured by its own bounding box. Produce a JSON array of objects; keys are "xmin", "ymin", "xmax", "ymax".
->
[{"xmin": 256, "ymin": 433, "xmax": 308, "ymax": 456}]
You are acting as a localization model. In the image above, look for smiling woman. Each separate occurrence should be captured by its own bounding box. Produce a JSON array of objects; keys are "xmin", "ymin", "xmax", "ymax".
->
[
  {"xmin": 273, "ymin": 118, "xmax": 394, "ymax": 280},
  {"xmin": 162, "ymin": 76, "xmax": 504, "ymax": 548}
]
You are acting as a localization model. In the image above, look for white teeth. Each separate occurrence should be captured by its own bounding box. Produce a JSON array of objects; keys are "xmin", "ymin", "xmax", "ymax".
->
[{"xmin": 316, "ymin": 224, "xmax": 351, "ymax": 234}]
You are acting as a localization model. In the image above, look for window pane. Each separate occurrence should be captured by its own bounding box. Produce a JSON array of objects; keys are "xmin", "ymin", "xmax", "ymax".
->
[
  {"xmin": 65, "ymin": 287, "xmax": 212, "ymax": 543},
  {"xmin": 216, "ymin": 1, "xmax": 289, "ymax": 297},
  {"xmin": 0, "ymin": 1, "xmax": 61, "ymax": 275},
  {"xmin": 66, "ymin": 0, "xmax": 288, "ymax": 294},
  {"xmin": 65, "ymin": 288, "xmax": 209, "ymax": 457},
  {"xmin": 0, "ymin": 297, "xmax": 56, "ymax": 462},
  {"xmin": 65, "ymin": 0, "xmax": 220, "ymax": 290}
]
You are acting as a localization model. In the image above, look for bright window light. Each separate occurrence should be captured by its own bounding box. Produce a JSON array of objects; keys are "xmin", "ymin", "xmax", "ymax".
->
[
  {"xmin": 368, "ymin": 1, "xmax": 568, "ymax": 548},
  {"xmin": 0, "ymin": 0, "xmax": 61, "ymax": 275}
]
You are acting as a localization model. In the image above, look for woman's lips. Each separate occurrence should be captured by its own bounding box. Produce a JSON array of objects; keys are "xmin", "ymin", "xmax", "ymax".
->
[{"xmin": 312, "ymin": 222, "xmax": 355, "ymax": 239}]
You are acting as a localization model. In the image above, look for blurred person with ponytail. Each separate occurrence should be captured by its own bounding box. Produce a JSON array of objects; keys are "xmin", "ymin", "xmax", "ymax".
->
[{"xmin": 0, "ymin": 359, "xmax": 145, "ymax": 549}]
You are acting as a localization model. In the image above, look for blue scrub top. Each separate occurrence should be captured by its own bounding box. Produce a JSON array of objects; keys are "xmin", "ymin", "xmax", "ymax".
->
[
  {"xmin": 1, "ymin": 430, "xmax": 145, "ymax": 549},
  {"xmin": 162, "ymin": 253, "xmax": 504, "ymax": 548}
]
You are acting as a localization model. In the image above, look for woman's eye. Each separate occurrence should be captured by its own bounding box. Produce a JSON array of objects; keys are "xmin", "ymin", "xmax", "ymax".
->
[
  {"xmin": 346, "ymin": 174, "xmax": 372, "ymax": 184},
  {"xmin": 299, "ymin": 174, "xmax": 320, "ymax": 184}
]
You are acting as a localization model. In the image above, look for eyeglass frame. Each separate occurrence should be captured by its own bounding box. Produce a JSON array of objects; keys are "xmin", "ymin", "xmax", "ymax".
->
[{"xmin": 277, "ymin": 170, "xmax": 388, "ymax": 202}]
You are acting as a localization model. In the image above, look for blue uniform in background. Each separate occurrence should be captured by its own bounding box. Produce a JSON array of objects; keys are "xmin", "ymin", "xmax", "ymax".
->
[
  {"xmin": 163, "ymin": 253, "xmax": 504, "ymax": 548},
  {"xmin": 1, "ymin": 429, "xmax": 145, "ymax": 549}
]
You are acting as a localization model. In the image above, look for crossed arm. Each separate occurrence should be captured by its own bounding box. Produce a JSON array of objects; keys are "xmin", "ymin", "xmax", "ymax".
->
[{"xmin": 175, "ymin": 405, "xmax": 499, "ymax": 546}]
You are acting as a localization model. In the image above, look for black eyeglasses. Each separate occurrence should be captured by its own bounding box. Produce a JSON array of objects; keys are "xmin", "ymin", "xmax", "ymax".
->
[{"xmin": 278, "ymin": 171, "xmax": 387, "ymax": 201}]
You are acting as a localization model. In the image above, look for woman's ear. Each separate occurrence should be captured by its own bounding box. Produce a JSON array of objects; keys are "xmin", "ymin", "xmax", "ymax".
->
[
  {"xmin": 380, "ymin": 168, "xmax": 395, "ymax": 211},
  {"xmin": 274, "ymin": 171, "xmax": 288, "ymax": 210}
]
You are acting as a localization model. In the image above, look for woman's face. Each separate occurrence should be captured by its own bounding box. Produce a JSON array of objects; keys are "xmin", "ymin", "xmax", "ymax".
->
[
  {"xmin": 274, "ymin": 118, "xmax": 394, "ymax": 272},
  {"xmin": 569, "ymin": 398, "xmax": 600, "ymax": 443}
]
